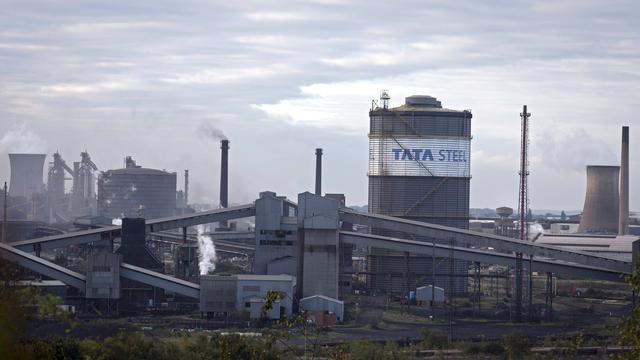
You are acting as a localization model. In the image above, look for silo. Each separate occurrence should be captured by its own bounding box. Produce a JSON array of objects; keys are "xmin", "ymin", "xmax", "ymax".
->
[
  {"xmin": 9, "ymin": 153, "xmax": 46, "ymax": 199},
  {"xmin": 578, "ymin": 165, "xmax": 620, "ymax": 234},
  {"xmin": 98, "ymin": 157, "xmax": 176, "ymax": 219},
  {"xmin": 367, "ymin": 94, "xmax": 472, "ymax": 294}
]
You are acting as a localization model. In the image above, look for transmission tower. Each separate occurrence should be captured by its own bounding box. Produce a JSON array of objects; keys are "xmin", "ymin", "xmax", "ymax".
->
[{"xmin": 515, "ymin": 105, "xmax": 530, "ymax": 322}]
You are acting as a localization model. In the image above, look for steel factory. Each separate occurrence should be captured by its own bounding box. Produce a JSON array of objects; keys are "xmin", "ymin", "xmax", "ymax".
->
[{"xmin": 0, "ymin": 93, "xmax": 638, "ymax": 340}]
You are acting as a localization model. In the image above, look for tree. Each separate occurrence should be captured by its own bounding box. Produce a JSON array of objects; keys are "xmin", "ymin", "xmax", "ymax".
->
[
  {"xmin": 560, "ymin": 210, "xmax": 567, "ymax": 221},
  {"xmin": 0, "ymin": 258, "xmax": 75, "ymax": 359},
  {"xmin": 619, "ymin": 259, "xmax": 640, "ymax": 359}
]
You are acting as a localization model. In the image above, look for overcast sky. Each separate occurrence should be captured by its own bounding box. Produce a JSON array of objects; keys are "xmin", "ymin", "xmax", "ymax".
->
[{"xmin": 1, "ymin": 0, "xmax": 638, "ymax": 211}]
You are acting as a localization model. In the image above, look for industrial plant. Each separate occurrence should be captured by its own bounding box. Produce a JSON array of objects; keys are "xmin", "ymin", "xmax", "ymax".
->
[{"xmin": 0, "ymin": 93, "xmax": 637, "ymax": 355}]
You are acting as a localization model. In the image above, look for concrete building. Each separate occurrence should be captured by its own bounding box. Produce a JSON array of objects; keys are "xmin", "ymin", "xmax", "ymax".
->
[
  {"xmin": 254, "ymin": 191, "xmax": 298, "ymax": 276},
  {"xmin": 367, "ymin": 94, "xmax": 472, "ymax": 294},
  {"xmin": 548, "ymin": 223, "xmax": 579, "ymax": 235},
  {"xmin": 300, "ymin": 295, "xmax": 344, "ymax": 323},
  {"xmin": 200, "ymin": 274, "xmax": 295, "ymax": 319},
  {"xmin": 297, "ymin": 192, "xmax": 340, "ymax": 299},
  {"xmin": 536, "ymin": 234, "xmax": 639, "ymax": 261},
  {"xmin": 98, "ymin": 157, "xmax": 177, "ymax": 219},
  {"xmin": 86, "ymin": 252, "xmax": 121, "ymax": 299}
]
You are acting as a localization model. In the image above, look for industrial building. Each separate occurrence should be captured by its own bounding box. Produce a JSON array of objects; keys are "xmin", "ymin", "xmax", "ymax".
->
[
  {"xmin": 367, "ymin": 93, "xmax": 472, "ymax": 294},
  {"xmin": 416, "ymin": 285, "xmax": 445, "ymax": 307},
  {"xmin": 98, "ymin": 157, "xmax": 177, "ymax": 219},
  {"xmin": 0, "ymin": 114, "xmax": 635, "ymax": 329},
  {"xmin": 300, "ymin": 295, "xmax": 344, "ymax": 324},
  {"xmin": 199, "ymin": 274, "xmax": 295, "ymax": 319}
]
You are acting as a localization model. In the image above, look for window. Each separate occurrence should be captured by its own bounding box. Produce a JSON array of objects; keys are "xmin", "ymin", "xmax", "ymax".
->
[
  {"xmin": 243, "ymin": 285, "xmax": 260, "ymax": 292},
  {"xmin": 245, "ymin": 302, "xmax": 251, "ymax": 308}
]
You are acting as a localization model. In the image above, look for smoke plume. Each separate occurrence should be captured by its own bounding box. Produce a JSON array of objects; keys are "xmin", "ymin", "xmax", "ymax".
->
[
  {"xmin": 0, "ymin": 123, "xmax": 47, "ymax": 153},
  {"xmin": 537, "ymin": 128, "xmax": 617, "ymax": 173},
  {"xmin": 198, "ymin": 122, "xmax": 227, "ymax": 140},
  {"xmin": 196, "ymin": 224, "xmax": 216, "ymax": 275}
]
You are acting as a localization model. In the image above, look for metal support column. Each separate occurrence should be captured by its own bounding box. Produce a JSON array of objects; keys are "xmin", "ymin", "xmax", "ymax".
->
[
  {"xmin": 2, "ymin": 182, "xmax": 6, "ymax": 243},
  {"xmin": 448, "ymin": 237, "xmax": 455, "ymax": 342},
  {"xmin": 528, "ymin": 254, "xmax": 533, "ymax": 321},
  {"xmin": 431, "ymin": 239, "xmax": 436, "ymax": 309},
  {"xmin": 515, "ymin": 252, "xmax": 523, "ymax": 322},
  {"xmin": 473, "ymin": 262, "xmax": 481, "ymax": 316},
  {"xmin": 404, "ymin": 251, "xmax": 410, "ymax": 313},
  {"xmin": 34, "ymin": 243, "xmax": 42, "ymax": 258},
  {"xmin": 545, "ymin": 272, "xmax": 553, "ymax": 322}
]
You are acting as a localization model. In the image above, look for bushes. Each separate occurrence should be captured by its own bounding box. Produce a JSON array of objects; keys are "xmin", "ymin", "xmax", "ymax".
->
[
  {"xmin": 502, "ymin": 331, "xmax": 530, "ymax": 360},
  {"xmin": 420, "ymin": 328, "xmax": 448, "ymax": 350}
]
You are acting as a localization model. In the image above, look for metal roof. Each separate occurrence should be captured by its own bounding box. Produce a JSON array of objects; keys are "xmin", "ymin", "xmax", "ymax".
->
[{"xmin": 105, "ymin": 167, "xmax": 174, "ymax": 176}]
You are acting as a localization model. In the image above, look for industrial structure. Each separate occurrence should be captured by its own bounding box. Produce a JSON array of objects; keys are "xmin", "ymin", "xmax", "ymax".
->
[
  {"xmin": 367, "ymin": 93, "xmax": 472, "ymax": 293},
  {"xmin": 70, "ymin": 151, "xmax": 98, "ymax": 218},
  {"xmin": 0, "ymin": 100, "xmax": 636, "ymax": 327},
  {"xmin": 578, "ymin": 166, "xmax": 620, "ymax": 234},
  {"xmin": 97, "ymin": 157, "xmax": 177, "ymax": 219},
  {"xmin": 9, "ymin": 153, "xmax": 46, "ymax": 199}
]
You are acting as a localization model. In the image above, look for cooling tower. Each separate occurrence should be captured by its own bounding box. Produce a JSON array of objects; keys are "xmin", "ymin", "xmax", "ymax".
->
[
  {"xmin": 9, "ymin": 153, "xmax": 46, "ymax": 199},
  {"xmin": 578, "ymin": 165, "xmax": 620, "ymax": 233}
]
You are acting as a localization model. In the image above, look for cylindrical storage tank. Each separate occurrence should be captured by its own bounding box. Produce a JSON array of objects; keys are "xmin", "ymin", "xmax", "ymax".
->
[
  {"xmin": 578, "ymin": 165, "xmax": 620, "ymax": 234},
  {"xmin": 9, "ymin": 154, "xmax": 46, "ymax": 199},
  {"xmin": 98, "ymin": 165, "xmax": 176, "ymax": 220},
  {"xmin": 367, "ymin": 95, "xmax": 472, "ymax": 294},
  {"xmin": 368, "ymin": 95, "xmax": 472, "ymax": 227}
]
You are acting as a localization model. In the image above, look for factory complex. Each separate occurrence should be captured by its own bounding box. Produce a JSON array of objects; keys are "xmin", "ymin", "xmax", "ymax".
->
[{"xmin": 0, "ymin": 93, "xmax": 637, "ymax": 328}]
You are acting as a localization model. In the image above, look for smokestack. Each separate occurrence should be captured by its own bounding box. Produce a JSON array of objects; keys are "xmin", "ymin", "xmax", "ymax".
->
[
  {"xmin": 619, "ymin": 126, "xmax": 629, "ymax": 235},
  {"xmin": 184, "ymin": 169, "xmax": 189, "ymax": 206},
  {"xmin": 220, "ymin": 140, "xmax": 229, "ymax": 208},
  {"xmin": 315, "ymin": 148, "xmax": 323, "ymax": 196},
  {"xmin": 578, "ymin": 165, "xmax": 620, "ymax": 234}
]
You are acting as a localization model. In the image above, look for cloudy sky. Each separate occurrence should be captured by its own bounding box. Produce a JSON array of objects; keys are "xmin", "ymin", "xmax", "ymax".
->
[{"xmin": 1, "ymin": 0, "xmax": 638, "ymax": 211}]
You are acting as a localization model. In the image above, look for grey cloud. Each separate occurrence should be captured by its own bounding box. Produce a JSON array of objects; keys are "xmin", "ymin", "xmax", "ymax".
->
[{"xmin": 0, "ymin": 0, "xmax": 638, "ymax": 210}]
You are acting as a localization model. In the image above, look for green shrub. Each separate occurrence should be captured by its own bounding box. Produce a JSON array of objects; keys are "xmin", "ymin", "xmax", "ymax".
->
[
  {"xmin": 420, "ymin": 328, "xmax": 448, "ymax": 350},
  {"xmin": 502, "ymin": 331, "xmax": 530, "ymax": 360}
]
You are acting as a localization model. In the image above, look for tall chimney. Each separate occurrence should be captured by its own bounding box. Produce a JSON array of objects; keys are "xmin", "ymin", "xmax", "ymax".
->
[
  {"xmin": 184, "ymin": 169, "xmax": 189, "ymax": 206},
  {"xmin": 220, "ymin": 140, "xmax": 229, "ymax": 209},
  {"xmin": 315, "ymin": 148, "xmax": 323, "ymax": 196},
  {"xmin": 619, "ymin": 126, "xmax": 629, "ymax": 235},
  {"xmin": 578, "ymin": 165, "xmax": 620, "ymax": 234}
]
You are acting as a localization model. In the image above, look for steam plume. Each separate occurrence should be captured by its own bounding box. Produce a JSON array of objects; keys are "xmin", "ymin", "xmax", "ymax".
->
[{"xmin": 196, "ymin": 224, "xmax": 216, "ymax": 275}]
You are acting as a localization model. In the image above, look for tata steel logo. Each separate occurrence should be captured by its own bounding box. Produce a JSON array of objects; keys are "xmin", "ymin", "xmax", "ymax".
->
[{"xmin": 392, "ymin": 149, "xmax": 467, "ymax": 162}]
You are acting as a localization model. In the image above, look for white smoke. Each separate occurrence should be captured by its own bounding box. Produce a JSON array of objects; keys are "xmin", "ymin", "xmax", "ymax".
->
[
  {"xmin": 196, "ymin": 224, "xmax": 216, "ymax": 275},
  {"xmin": 0, "ymin": 123, "xmax": 47, "ymax": 153},
  {"xmin": 111, "ymin": 218, "xmax": 122, "ymax": 225}
]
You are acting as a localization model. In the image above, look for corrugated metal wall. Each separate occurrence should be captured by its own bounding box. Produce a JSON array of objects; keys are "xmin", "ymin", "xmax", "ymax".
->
[
  {"xmin": 98, "ymin": 171, "xmax": 176, "ymax": 219},
  {"xmin": 366, "ymin": 101, "xmax": 472, "ymax": 294}
]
